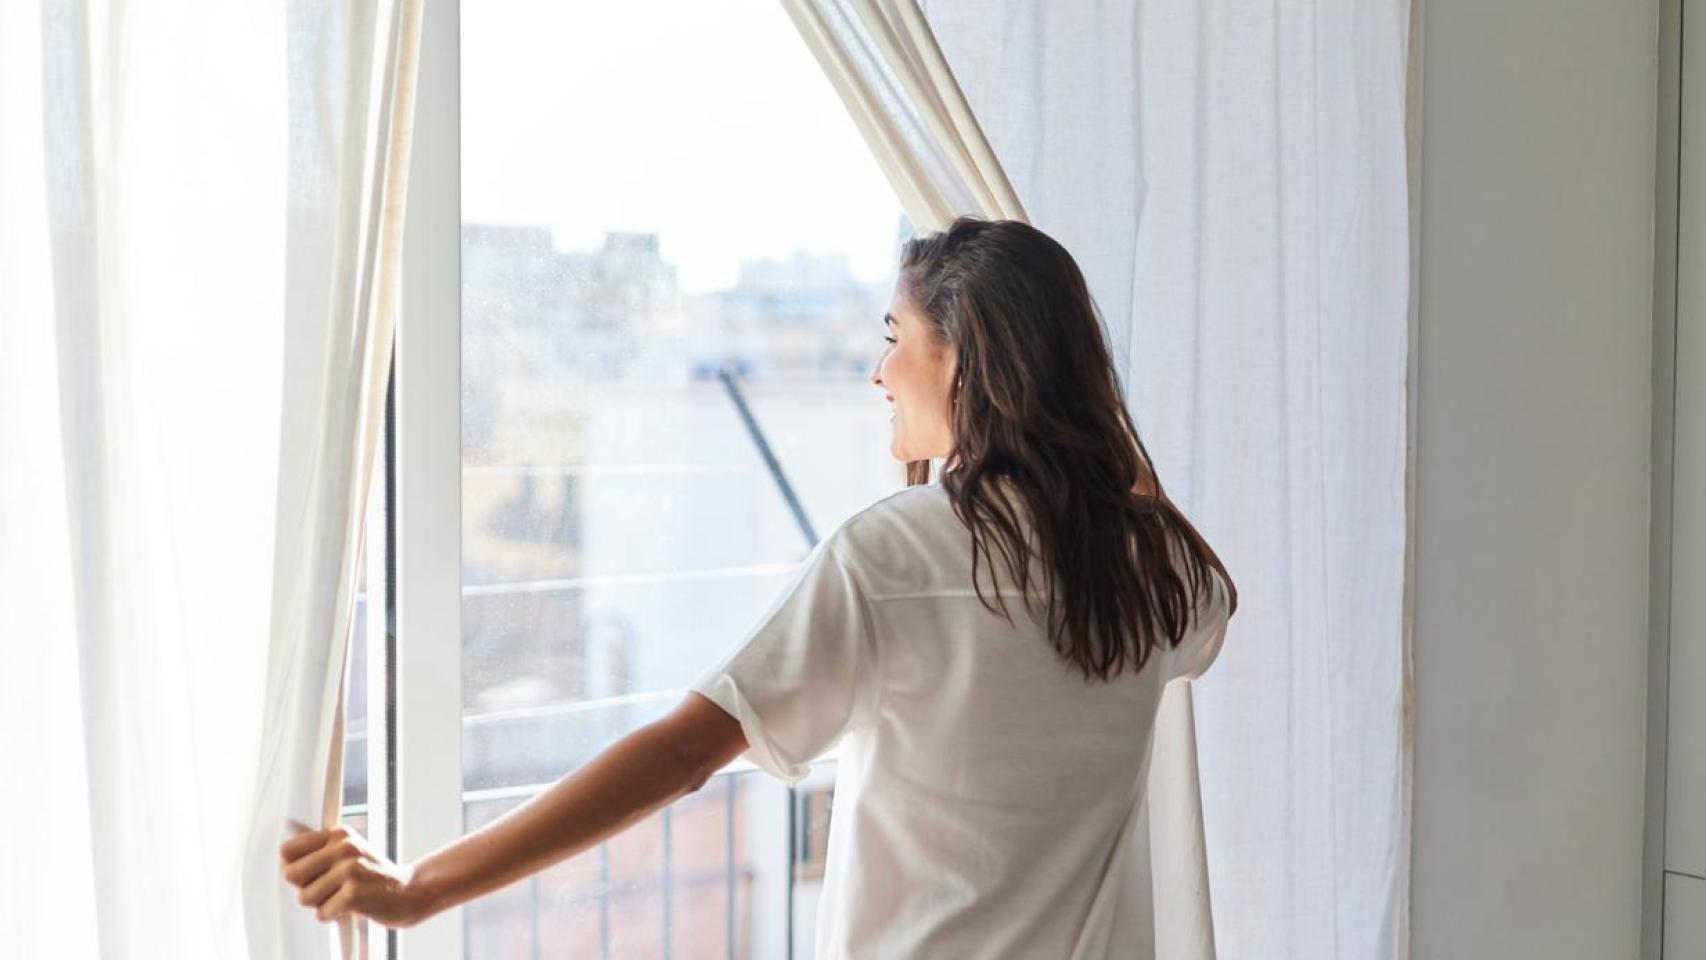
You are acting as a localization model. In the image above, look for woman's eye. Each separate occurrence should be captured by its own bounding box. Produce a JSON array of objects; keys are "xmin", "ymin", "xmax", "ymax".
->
[{"xmin": 883, "ymin": 336, "xmax": 897, "ymax": 345}]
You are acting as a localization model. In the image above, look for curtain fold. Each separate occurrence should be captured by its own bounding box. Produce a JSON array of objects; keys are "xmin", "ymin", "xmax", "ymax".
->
[
  {"xmin": 0, "ymin": 1, "xmax": 421, "ymax": 956},
  {"xmin": 243, "ymin": 0, "xmax": 422, "ymax": 955},
  {"xmin": 922, "ymin": 1, "xmax": 1415, "ymax": 957},
  {"xmin": 778, "ymin": 0, "xmax": 1027, "ymax": 231},
  {"xmin": 778, "ymin": 1, "xmax": 1218, "ymax": 955}
]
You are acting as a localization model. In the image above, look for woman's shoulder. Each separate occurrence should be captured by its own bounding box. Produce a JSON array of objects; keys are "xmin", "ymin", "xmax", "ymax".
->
[
  {"xmin": 820, "ymin": 482, "xmax": 962, "ymax": 593},
  {"xmin": 850, "ymin": 480, "xmax": 950, "ymax": 523},
  {"xmin": 866, "ymin": 479, "xmax": 967, "ymax": 528}
]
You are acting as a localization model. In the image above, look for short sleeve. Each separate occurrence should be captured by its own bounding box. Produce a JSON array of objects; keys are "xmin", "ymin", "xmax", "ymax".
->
[
  {"xmin": 1171, "ymin": 568, "xmax": 1232, "ymax": 682},
  {"xmin": 689, "ymin": 532, "xmax": 877, "ymax": 785}
]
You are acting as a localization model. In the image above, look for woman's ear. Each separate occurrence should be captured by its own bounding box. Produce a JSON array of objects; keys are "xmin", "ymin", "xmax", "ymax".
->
[{"xmin": 939, "ymin": 346, "xmax": 961, "ymax": 394}]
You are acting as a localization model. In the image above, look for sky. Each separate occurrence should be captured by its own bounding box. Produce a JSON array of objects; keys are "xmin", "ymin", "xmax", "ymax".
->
[{"xmin": 461, "ymin": 0, "xmax": 906, "ymax": 294}]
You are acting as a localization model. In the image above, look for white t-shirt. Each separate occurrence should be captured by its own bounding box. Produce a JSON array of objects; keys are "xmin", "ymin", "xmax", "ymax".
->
[{"xmin": 690, "ymin": 479, "xmax": 1231, "ymax": 959}]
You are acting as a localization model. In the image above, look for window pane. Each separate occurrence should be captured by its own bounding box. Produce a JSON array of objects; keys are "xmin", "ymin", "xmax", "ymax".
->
[{"xmin": 461, "ymin": 0, "xmax": 905, "ymax": 955}]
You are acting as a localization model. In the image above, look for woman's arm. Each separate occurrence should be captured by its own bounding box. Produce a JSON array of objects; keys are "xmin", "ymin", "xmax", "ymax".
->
[{"xmin": 282, "ymin": 691, "xmax": 747, "ymax": 928}]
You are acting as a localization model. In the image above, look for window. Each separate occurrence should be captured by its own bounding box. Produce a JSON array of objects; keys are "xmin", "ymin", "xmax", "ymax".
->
[{"xmin": 343, "ymin": 1, "xmax": 908, "ymax": 957}]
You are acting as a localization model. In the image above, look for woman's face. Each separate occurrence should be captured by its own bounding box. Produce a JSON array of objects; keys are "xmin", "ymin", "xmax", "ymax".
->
[{"xmin": 869, "ymin": 284, "xmax": 958, "ymax": 463}]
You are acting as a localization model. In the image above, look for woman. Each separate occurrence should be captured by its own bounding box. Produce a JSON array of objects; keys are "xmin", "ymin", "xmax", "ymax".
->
[{"xmin": 281, "ymin": 216, "xmax": 1238, "ymax": 957}]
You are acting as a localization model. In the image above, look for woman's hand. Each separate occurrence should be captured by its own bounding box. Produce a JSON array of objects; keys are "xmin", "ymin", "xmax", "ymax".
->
[{"xmin": 279, "ymin": 822, "xmax": 432, "ymax": 929}]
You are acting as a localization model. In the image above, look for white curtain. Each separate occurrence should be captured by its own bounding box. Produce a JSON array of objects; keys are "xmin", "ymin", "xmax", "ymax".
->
[
  {"xmin": 0, "ymin": 1, "xmax": 420, "ymax": 957},
  {"xmin": 921, "ymin": 2, "xmax": 1416, "ymax": 958},
  {"xmin": 779, "ymin": 1, "xmax": 1225, "ymax": 956}
]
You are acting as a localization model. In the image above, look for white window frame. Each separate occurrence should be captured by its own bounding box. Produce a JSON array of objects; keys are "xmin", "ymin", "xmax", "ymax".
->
[{"xmin": 390, "ymin": 0, "xmax": 463, "ymax": 956}]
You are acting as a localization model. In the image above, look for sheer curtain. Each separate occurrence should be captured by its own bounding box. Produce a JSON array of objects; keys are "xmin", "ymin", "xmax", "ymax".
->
[
  {"xmin": 922, "ymin": 1, "xmax": 1416, "ymax": 958},
  {"xmin": 0, "ymin": 1, "xmax": 420, "ymax": 957}
]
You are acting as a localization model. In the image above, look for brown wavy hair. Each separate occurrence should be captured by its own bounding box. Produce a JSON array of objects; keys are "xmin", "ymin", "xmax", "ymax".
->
[{"xmin": 898, "ymin": 216, "xmax": 1235, "ymax": 681}]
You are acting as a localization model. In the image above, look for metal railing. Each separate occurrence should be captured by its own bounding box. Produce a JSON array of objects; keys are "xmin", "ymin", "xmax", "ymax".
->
[{"xmin": 343, "ymin": 766, "xmax": 771, "ymax": 959}]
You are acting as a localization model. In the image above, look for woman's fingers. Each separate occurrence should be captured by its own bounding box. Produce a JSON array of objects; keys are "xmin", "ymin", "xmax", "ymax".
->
[
  {"xmin": 317, "ymin": 878, "xmax": 358, "ymax": 923},
  {"xmin": 279, "ymin": 830, "xmax": 322, "ymax": 863},
  {"xmin": 284, "ymin": 837, "xmax": 359, "ymax": 889},
  {"xmin": 299, "ymin": 857, "xmax": 355, "ymax": 909},
  {"xmin": 280, "ymin": 824, "xmax": 342, "ymax": 862}
]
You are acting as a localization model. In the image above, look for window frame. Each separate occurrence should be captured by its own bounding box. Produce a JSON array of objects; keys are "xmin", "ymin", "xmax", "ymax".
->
[{"xmin": 387, "ymin": 0, "xmax": 464, "ymax": 955}]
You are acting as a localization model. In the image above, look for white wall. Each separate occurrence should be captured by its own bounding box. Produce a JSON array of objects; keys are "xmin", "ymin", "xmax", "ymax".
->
[{"xmin": 1411, "ymin": 0, "xmax": 1660, "ymax": 957}]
